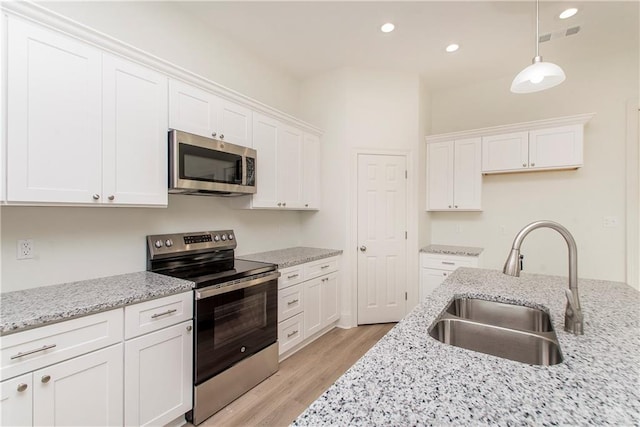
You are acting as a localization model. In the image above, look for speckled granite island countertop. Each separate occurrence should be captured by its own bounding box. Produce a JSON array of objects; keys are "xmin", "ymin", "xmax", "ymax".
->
[
  {"xmin": 238, "ymin": 246, "xmax": 343, "ymax": 269},
  {"xmin": 0, "ymin": 272, "xmax": 194, "ymax": 335},
  {"xmin": 294, "ymin": 268, "xmax": 640, "ymax": 426},
  {"xmin": 420, "ymin": 244, "xmax": 484, "ymax": 257}
]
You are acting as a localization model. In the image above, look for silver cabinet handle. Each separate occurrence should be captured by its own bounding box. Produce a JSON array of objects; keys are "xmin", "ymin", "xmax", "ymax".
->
[
  {"xmin": 448, "ymin": 205, "xmax": 452, "ymax": 208},
  {"xmin": 151, "ymin": 309, "xmax": 177, "ymax": 319},
  {"xmin": 531, "ymin": 162, "xmax": 535, "ymax": 167},
  {"xmin": 17, "ymin": 383, "xmax": 28, "ymax": 392},
  {"xmin": 287, "ymin": 299, "xmax": 299, "ymax": 306},
  {"xmin": 219, "ymin": 134, "xmax": 224, "ymax": 140},
  {"xmin": 321, "ymin": 265, "xmax": 330, "ymax": 269},
  {"xmin": 212, "ymin": 132, "xmax": 217, "ymax": 138},
  {"xmin": 442, "ymin": 261, "xmax": 455, "ymax": 265},
  {"xmin": 41, "ymin": 375, "xmax": 51, "ymax": 384},
  {"xmin": 287, "ymin": 330, "xmax": 298, "ymax": 338},
  {"xmin": 322, "ymin": 278, "xmax": 329, "ymax": 282},
  {"xmin": 443, "ymin": 272, "xmax": 448, "ymax": 276},
  {"xmin": 523, "ymin": 163, "xmax": 527, "ymax": 167},
  {"xmin": 282, "ymin": 202, "xmax": 286, "ymax": 207},
  {"xmin": 108, "ymin": 195, "xmax": 115, "ymax": 201},
  {"xmin": 277, "ymin": 202, "xmax": 282, "ymax": 207},
  {"xmin": 454, "ymin": 205, "xmax": 458, "ymax": 208},
  {"xmin": 305, "ymin": 204, "xmax": 309, "ymax": 207},
  {"xmin": 359, "ymin": 246, "xmax": 367, "ymax": 252},
  {"xmin": 287, "ymin": 274, "xmax": 299, "ymax": 279},
  {"xmin": 11, "ymin": 344, "xmax": 57, "ymax": 359},
  {"xmin": 92, "ymin": 194, "xmax": 100, "ymax": 200},
  {"xmin": 186, "ymin": 325, "xmax": 192, "ymax": 332}
]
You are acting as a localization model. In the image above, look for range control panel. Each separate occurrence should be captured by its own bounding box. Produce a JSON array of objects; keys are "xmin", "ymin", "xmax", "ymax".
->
[{"xmin": 147, "ymin": 230, "xmax": 236, "ymax": 259}]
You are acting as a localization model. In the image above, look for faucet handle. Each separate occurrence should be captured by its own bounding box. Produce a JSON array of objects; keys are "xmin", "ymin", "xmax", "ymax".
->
[{"xmin": 565, "ymin": 289, "xmax": 584, "ymax": 321}]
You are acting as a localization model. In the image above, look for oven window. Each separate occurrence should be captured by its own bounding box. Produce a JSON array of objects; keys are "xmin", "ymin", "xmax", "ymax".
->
[
  {"xmin": 180, "ymin": 143, "xmax": 242, "ymax": 184},
  {"xmin": 195, "ymin": 279, "xmax": 277, "ymax": 384}
]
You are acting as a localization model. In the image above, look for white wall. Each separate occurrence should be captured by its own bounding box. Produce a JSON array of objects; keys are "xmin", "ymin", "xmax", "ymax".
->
[
  {"xmin": 1, "ymin": 2, "xmax": 305, "ymax": 292},
  {"xmin": 38, "ymin": 1, "xmax": 301, "ymax": 115},
  {"xmin": 428, "ymin": 49, "xmax": 638, "ymax": 283},
  {"xmin": 300, "ymin": 67, "xmax": 422, "ymax": 326}
]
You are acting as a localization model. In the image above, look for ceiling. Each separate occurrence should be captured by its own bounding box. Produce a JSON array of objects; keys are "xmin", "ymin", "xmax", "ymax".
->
[{"xmin": 174, "ymin": 1, "xmax": 638, "ymax": 91}]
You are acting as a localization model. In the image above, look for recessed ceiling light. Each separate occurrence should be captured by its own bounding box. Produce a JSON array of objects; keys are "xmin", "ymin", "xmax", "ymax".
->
[
  {"xmin": 559, "ymin": 8, "xmax": 578, "ymax": 19},
  {"xmin": 381, "ymin": 23, "xmax": 395, "ymax": 33},
  {"xmin": 445, "ymin": 43, "xmax": 459, "ymax": 53}
]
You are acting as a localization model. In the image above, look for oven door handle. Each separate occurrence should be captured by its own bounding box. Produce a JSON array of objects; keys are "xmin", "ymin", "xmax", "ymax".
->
[{"xmin": 195, "ymin": 271, "xmax": 281, "ymax": 300}]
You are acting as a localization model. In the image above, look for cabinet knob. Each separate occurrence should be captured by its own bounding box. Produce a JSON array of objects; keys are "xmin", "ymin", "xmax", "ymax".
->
[
  {"xmin": 186, "ymin": 325, "xmax": 192, "ymax": 332},
  {"xmin": 305, "ymin": 204, "xmax": 309, "ymax": 207},
  {"xmin": 454, "ymin": 205, "xmax": 458, "ymax": 208},
  {"xmin": 359, "ymin": 246, "xmax": 367, "ymax": 252},
  {"xmin": 92, "ymin": 194, "xmax": 100, "ymax": 200},
  {"xmin": 522, "ymin": 163, "xmax": 527, "ymax": 167},
  {"xmin": 531, "ymin": 162, "xmax": 535, "ymax": 167},
  {"xmin": 17, "ymin": 383, "xmax": 28, "ymax": 392},
  {"xmin": 108, "ymin": 195, "xmax": 115, "ymax": 201},
  {"xmin": 219, "ymin": 134, "xmax": 224, "ymax": 140},
  {"xmin": 277, "ymin": 202, "xmax": 282, "ymax": 207},
  {"xmin": 212, "ymin": 132, "xmax": 217, "ymax": 138},
  {"xmin": 282, "ymin": 202, "xmax": 286, "ymax": 207},
  {"xmin": 448, "ymin": 205, "xmax": 452, "ymax": 208},
  {"xmin": 41, "ymin": 375, "xmax": 51, "ymax": 384},
  {"xmin": 443, "ymin": 272, "xmax": 447, "ymax": 276}
]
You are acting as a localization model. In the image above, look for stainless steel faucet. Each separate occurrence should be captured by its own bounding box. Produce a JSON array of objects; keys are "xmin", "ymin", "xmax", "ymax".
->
[{"xmin": 503, "ymin": 220, "xmax": 584, "ymax": 335}]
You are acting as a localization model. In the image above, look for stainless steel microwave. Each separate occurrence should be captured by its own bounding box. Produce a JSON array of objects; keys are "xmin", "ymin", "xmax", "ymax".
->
[{"xmin": 169, "ymin": 130, "xmax": 257, "ymax": 196}]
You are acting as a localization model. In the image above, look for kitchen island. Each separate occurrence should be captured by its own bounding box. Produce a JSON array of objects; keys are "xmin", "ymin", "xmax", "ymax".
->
[{"xmin": 293, "ymin": 267, "xmax": 640, "ymax": 426}]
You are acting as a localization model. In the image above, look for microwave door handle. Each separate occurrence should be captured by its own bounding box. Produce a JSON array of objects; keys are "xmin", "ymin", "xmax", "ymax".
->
[{"xmin": 195, "ymin": 271, "xmax": 281, "ymax": 300}]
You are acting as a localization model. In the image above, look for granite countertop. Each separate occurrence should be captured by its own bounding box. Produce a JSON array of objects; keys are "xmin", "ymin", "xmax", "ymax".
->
[
  {"xmin": 294, "ymin": 268, "xmax": 640, "ymax": 426},
  {"xmin": 0, "ymin": 272, "xmax": 194, "ymax": 335},
  {"xmin": 238, "ymin": 246, "xmax": 343, "ymax": 269},
  {"xmin": 420, "ymin": 244, "xmax": 484, "ymax": 257}
]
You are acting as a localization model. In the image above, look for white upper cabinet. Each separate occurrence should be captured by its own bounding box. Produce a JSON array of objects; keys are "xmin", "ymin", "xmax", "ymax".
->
[
  {"xmin": 6, "ymin": 16, "xmax": 168, "ymax": 206},
  {"xmin": 169, "ymin": 79, "xmax": 252, "ymax": 147},
  {"xmin": 250, "ymin": 113, "xmax": 280, "ymax": 208},
  {"xmin": 482, "ymin": 124, "xmax": 585, "ymax": 174},
  {"xmin": 102, "ymin": 55, "xmax": 168, "ymax": 206},
  {"xmin": 302, "ymin": 133, "xmax": 321, "ymax": 209},
  {"xmin": 427, "ymin": 138, "xmax": 481, "ymax": 211},
  {"xmin": 277, "ymin": 124, "xmax": 303, "ymax": 209},
  {"xmin": 7, "ymin": 16, "xmax": 102, "ymax": 204}
]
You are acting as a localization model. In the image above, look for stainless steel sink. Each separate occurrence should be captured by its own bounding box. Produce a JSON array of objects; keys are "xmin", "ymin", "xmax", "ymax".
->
[
  {"xmin": 446, "ymin": 297, "xmax": 552, "ymax": 332},
  {"xmin": 429, "ymin": 297, "xmax": 563, "ymax": 366}
]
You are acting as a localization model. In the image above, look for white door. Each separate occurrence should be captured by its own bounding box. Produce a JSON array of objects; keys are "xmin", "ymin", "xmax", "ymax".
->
[
  {"xmin": 7, "ymin": 16, "xmax": 102, "ymax": 203},
  {"xmin": 33, "ymin": 344, "xmax": 123, "ymax": 426},
  {"xmin": 102, "ymin": 54, "xmax": 168, "ymax": 206},
  {"xmin": 1, "ymin": 374, "xmax": 33, "ymax": 426},
  {"xmin": 357, "ymin": 154, "xmax": 408, "ymax": 324},
  {"xmin": 124, "ymin": 321, "xmax": 193, "ymax": 427}
]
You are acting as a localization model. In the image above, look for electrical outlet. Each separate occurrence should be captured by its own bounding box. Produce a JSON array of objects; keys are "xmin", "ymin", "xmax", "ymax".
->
[
  {"xmin": 603, "ymin": 216, "xmax": 619, "ymax": 228},
  {"xmin": 17, "ymin": 239, "xmax": 34, "ymax": 260}
]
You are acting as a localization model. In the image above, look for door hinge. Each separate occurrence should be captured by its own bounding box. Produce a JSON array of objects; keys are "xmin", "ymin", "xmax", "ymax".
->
[
  {"xmin": 405, "ymin": 231, "xmax": 407, "ymax": 239},
  {"xmin": 405, "ymin": 170, "xmax": 408, "ymax": 179},
  {"xmin": 405, "ymin": 292, "xmax": 408, "ymax": 301}
]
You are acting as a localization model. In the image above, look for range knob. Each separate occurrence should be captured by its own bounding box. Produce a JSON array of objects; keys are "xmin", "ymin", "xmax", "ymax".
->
[
  {"xmin": 154, "ymin": 240, "xmax": 163, "ymax": 249},
  {"xmin": 165, "ymin": 239, "xmax": 173, "ymax": 248},
  {"xmin": 213, "ymin": 235, "xmax": 220, "ymax": 242},
  {"xmin": 221, "ymin": 234, "xmax": 227, "ymax": 241},
  {"xmin": 228, "ymin": 233, "xmax": 234, "ymax": 241}
]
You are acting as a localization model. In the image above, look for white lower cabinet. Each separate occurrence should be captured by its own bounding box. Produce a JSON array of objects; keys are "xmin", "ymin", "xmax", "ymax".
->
[
  {"xmin": 277, "ymin": 256, "xmax": 341, "ymax": 358},
  {"xmin": 419, "ymin": 252, "xmax": 481, "ymax": 302},
  {"xmin": 0, "ymin": 291, "xmax": 194, "ymax": 426},
  {"xmin": 124, "ymin": 321, "xmax": 193, "ymax": 427}
]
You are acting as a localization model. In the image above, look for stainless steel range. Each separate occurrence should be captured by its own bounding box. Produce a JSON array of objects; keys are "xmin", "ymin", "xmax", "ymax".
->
[{"xmin": 146, "ymin": 230, "xmax": 280, "ymax": 425}]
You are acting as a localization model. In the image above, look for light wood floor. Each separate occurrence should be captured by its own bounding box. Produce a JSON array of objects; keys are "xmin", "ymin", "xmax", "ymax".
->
[{"xmin": 195, "ymin": 323, "xmax": 395, "ymax": 427}]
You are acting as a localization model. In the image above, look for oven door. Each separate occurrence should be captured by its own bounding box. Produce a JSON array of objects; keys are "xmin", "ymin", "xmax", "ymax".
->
[{"xmin": 194, "ymin": 272, "xmax": 279, "ymax": 385}]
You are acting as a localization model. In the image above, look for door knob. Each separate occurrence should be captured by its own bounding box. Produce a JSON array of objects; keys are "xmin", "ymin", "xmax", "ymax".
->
[{"xmin": 359, "ymin": 246, "xmax": 367, "ymax": 252}]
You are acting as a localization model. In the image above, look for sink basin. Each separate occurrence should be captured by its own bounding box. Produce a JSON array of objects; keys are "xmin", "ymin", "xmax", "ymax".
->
[
  {"xmin": 429, "ymin": 297, "xmax": 563, "ymax": 366},
  {"xmin": 446, "ymin": 297, "xmax": 552, "ymax": 332}
]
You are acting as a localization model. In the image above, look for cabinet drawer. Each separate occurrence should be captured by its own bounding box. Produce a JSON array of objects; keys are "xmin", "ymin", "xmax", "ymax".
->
[
  {"xmin": 278, "ymin": 284, "xmax": 303, "ymax": 322},
  {"xmin": 304, "ymin": 257, "xmax": 339, "ymax": 280},
  {"xmin": 278, "ymin": 313, "xmax": 304, "ymax": 355},
  {"xmin": 1, "ymin": 309, "xmax": 123, "ymax": 381},
  {"xmin": 420, "ymin": 254, "xmax": 477, "ymax": 270},
  {"xmin": 124, "ymin": 292, "xmax": 193, "ymax": 340},
  {"xmin": 278, "ymin": 265, "xmax": 304, "ymax": 290}
]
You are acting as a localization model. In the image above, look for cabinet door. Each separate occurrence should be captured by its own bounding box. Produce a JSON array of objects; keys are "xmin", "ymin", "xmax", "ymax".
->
[
  {"xmin": 426, "ymin": 141, "xmax": 454, "ymax": 210},
  {"xmin": 321, "ymin": 272, "xmax": 340, "ymax": 325},
  {"xmin": 302, "ymin": 133, "xmax": 321, "ymax": 209},
  {"xmin": 7, "ymin": 17, "xmax": 102, "ymax": 203},
  {"xmin": 481, "ymin": 132, "xmax": 529, "ymax": 173},
  {"xmin": 168, "ymin": 79, "xmax": 218, "ymax": 139},
  {"xmin": 277, "ymin": 125, "xmax": 303, "ymax": 208},
  {"xmin": 124, "ymin": 321, "xmax": 193, "ymax": 427},
  {"xmin": 420, "ymin": 269, "xmax": 449, "ymax": 302},
  {"xmin": 453, "ymin": 138, "xmax": 482, "ymax": 210},
  {"xmin": 1, "ymin": 374, "xmax": 33, "ymax": 427},
  {"xmin": 529, "ymin": 124, "xmax": 583, "ymax": 170},
  {"xmin": 251, "ymin": 113, "xmax": 279, "ymax": 208},
  {"xmin": 303, "ymin": 278, "xmax": 323, "ymax": 338},
  {"xmin": 218, "ymin": 98, "xmax": 253, "ymax": 147},
  {"xmin": 33, "ymin": 344, "xmax": 123, "ymax": 426},
  {"xmin": 102, "ymin": 55, "xmax": 168, "ymax": 206}
]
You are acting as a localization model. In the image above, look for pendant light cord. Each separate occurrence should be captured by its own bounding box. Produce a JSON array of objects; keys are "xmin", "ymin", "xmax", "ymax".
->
[{"xmin": 535, "ymin": 0, "xmax": 540, "ymax": 57}]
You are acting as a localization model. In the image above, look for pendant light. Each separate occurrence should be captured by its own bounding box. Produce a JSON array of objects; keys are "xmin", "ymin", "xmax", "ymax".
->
[{"xmin": 511, "ymin": 0, "xmax": 566, "ymax": 93}]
